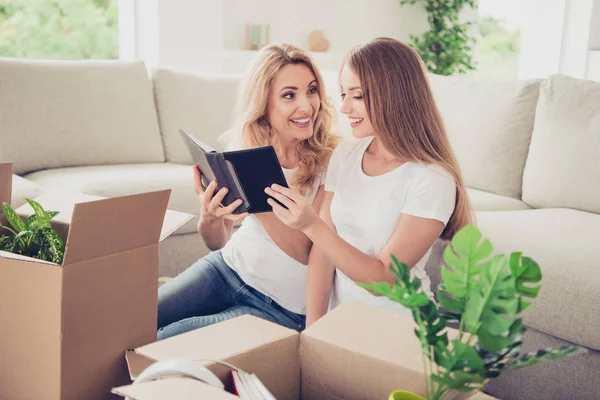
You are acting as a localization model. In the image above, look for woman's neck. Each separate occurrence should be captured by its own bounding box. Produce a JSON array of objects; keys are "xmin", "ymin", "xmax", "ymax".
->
[
  {"xmin": 272, "ymin": 137, "xmax": 299, "ymax": 169},
  {"xmin": 366, "ymin": 136, "xmax": 402, "ymax": 164}
]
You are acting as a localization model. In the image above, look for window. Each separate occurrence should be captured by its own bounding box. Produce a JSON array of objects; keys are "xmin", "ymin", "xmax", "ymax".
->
[
  {"xmin": 473, "ymin": 0, "xmax": 522, "ymax": 81},
  {"xmin": 0, "ymin": 0, "xmax": 118, "ymax": 60}
]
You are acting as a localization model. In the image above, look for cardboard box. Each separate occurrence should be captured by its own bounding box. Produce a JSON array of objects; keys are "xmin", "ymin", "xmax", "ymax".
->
[
  {"xmin": 0, "ymin": 162, "xmax": 193, "ymax": 400},
  {"xmin": 113, "ymin": 302, "xmax": 498, "ymax": 400}
]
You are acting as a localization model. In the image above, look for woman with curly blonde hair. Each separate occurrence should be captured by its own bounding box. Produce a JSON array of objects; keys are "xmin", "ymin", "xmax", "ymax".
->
[{"xmin": 157, "ymin": 43, "xmax": 339, "ymax": 339}]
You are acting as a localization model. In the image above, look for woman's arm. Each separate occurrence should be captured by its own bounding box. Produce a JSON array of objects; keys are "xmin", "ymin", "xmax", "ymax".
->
[
  {"xmin": 305, "ymin": 190, "xmax": 336, "ymax": 326},
  {"xmin": 265, "ymin": 184, "xmax": 445, "ymax": 285},
  {"xmin": 303, "ymin": 214, "xmax": 444, "ymax": 284},
  {"xmin": 256, "ymin": 184, "xmax": 325, "ymax": 265}
]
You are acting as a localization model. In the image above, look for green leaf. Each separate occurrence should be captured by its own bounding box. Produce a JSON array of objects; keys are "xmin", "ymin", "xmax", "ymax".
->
[
  {"xmin": 438, "ymin": 224, "xmax": 492, "ymax": 313},
  {"xmin": 2, "ymin": 202, "xmax": 26, "ymax": 232},
  {"xmin": 0, "ymin": 235, "xmax": 12, "ymax": 251},
  {"xmin": 26, "ymin": 210, "xmax": 59, "ymax": 230},
  {"xmin": 35, "ymin": 228, "xmax": 64, "ymax": 264},
  {"xmin": 509, "ymin": 252, "xmax": 542, "ymax": 312},
  {"xmin": 464, "ymin": 254, "xmax": 518, "ymax": 340},
  {"xmin": 25, "ymin": 198, "xmax": 51, "ymax": 229},
  {"xmin": 505, "ymin": 345, "xmax": 586, "ymax": 370}
]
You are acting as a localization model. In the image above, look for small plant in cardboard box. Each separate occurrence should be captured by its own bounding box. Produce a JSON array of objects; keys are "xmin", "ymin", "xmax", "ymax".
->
[
  {"xmin": 360, "ymin": 224, "xmax": 586, "ymax": 400},
  {"xmin": 0, "ymin": 199, "xmax": 64, "ymax": 264}
]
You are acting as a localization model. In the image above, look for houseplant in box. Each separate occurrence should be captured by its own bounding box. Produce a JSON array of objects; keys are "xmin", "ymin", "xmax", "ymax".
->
[
  {"xmin": 359, "ymin": 224, "xmax": 585, "ymax": 400},
  {"xmin": 0, "ymin": 199, "xmax": 64, "ymax": 264}
]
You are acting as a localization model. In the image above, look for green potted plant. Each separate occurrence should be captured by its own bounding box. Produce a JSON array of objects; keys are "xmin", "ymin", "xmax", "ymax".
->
[
  {"xmin": 399, "ymin": 0, "xmax": 477, "ymax": 76},
  {"xmin": 0, "ymin": 199, "xmax": 65, "ymax": 264},
  {"xmin": 360, "ymin": 225, "xmax": 585, "ymax": 400}
]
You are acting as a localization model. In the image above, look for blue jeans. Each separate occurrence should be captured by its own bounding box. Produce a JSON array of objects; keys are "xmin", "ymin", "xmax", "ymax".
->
[{"xmin": 157, "ymin": 251, "xmax": 306, "ymax": 340}]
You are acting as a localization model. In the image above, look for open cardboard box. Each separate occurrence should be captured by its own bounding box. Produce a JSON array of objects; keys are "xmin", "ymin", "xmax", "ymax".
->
[
  {"xmin": 113, "ymin": 302, "xmax": 498, "ymax": 400},
  {"xmin": 0, "ymin": 162, "xmax": 193, "ymax": 400}
]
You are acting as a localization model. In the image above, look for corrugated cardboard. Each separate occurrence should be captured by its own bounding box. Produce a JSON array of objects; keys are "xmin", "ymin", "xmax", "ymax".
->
[
  {"xmin": 0, "ymin": 162, "xmax": 194, "ymax": 400},
  {"xmin": 122, "ymin": 315, "xmax": 300, "ymax": 399},
  {"xmin": 113, "ymin": 378, "xmax": 239, "ymax": 400},
  {"xmin": 113, "ymin": 302, "xmax": 499, "ymax": 400}
]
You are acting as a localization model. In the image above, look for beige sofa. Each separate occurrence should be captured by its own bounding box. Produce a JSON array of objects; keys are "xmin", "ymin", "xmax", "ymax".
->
[{"xmin": 1, "ymin": 58, "xmax": 598, "ymax": 399}]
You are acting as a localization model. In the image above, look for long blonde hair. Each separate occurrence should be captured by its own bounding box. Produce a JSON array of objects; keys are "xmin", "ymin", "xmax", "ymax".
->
[
  {"xmin": 345, "ymin": 37, "xmax": 473, "ymax": 239},
  {"xmin": 224, "ymin": 43, "xmax": 339, "ymax": 194}
]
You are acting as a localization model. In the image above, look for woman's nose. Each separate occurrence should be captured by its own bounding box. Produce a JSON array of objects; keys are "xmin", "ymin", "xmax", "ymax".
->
[{"xmin": 340, "ymin": 97, "xmax": 351, "ymax": 114}]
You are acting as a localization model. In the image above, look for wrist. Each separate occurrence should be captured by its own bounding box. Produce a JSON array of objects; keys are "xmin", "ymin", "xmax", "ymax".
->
[{"xmin": 302, "ymin": 217, "xmax": 325, "ymax": 238}]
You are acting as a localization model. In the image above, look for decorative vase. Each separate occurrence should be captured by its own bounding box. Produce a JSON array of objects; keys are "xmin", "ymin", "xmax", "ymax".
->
[{"xmin": 389, "ymin": 390, "xmax": 426, "ymax": 400}]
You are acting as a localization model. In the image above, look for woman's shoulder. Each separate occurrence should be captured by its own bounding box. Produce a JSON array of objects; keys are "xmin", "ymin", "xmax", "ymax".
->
[{"xmin": 408, "ymin": 162, "xmax": 455, "ymax": 183}]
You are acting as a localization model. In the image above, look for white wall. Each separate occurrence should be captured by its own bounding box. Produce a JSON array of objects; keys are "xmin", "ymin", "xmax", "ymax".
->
[
  {"xmin": 222, "ymin": 0, "xmax": 428, "ymax": 54},
  {"xmin": 133, "ymin": 0, "xmax": 428, "ymax": 74},
  {"xmin": 589, "ymin": 0, "xmax": 600, "ymax": 49}
]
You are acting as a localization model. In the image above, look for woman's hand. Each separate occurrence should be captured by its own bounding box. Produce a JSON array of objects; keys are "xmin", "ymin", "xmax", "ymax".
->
[
  {"xmin": 193, "ymin": 166, "xmax": 248, "ymax": 223},
  {"xmin": 264, "ymin": 184, "xmax": 319, "ymax": 231}
]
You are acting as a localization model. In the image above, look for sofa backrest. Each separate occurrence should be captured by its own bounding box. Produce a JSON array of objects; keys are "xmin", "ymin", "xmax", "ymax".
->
[
  {"xmin": 427, "ymin": 74, "xmax": 542, "ymax": 199},
  {"xmin": 522, "ymin": 74, "xmax": 600, "ymax": 214},
  {"xmin": 152, "ymin": 68, "xmax": 352, "ymax": 165},
  {"xmin": 0, "ymin": 58, "xmax": 164, "ymax": 175},
  {"xmin": 152, "ymin": 68, "xmax": 242, "ymax": 164}
]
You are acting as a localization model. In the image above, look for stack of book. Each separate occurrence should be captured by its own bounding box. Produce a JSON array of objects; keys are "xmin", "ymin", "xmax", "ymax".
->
[{"xmin": 231, "ymin": 369, "xmax": 277, "ymax": 400}]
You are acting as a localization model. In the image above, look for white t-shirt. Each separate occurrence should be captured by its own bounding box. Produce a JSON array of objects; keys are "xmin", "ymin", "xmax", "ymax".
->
[
  {"xmin": 325, "ymin": 137, "xmax": 456, "ymax": 313},
  {"xmin": 221, "ymin": 168, "xmax": 320, "ymax": 315}
]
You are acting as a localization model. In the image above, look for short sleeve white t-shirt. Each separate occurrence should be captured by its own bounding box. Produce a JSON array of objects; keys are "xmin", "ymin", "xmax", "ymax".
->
[
  {"xmin": 221, "ymin": 168, "xmax": 321, "ymax": 315},
  {"xmin": 325, "ymin": 137, "xmax": 456, "ymax": 313}
]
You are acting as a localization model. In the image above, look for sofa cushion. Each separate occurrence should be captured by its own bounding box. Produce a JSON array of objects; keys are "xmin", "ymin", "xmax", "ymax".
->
[
  {"xmin": 428, "ymin": 74, "xmax": 541, "ymax": 199},
  {"xmin": 485, "ymin": 326, "xmax": 600, "ymax": 400},
  {"xmin": 474, "ymin": 209, "xmax": 600, "ymax": 351},
  {"xmin": 10, "ymin": 175, "xmax": 44, "ymax": 208},
  {"xmin": 0, "ymin": 59, "xmax": 165, "ymax": 175},
  {"xmin": 468, "ymin": 188, "xmax": 531, "ymax": 211},
  {"xmin": 522, "ymin": 75, "xmax": 600, "ymax": 214},
  {"xmin": 24, "ymin": 163, "xmax": 199, "ymax": 235},
  {"xmin": 152, "ymin": 68, "xmax": 241, "ymax": 163}
]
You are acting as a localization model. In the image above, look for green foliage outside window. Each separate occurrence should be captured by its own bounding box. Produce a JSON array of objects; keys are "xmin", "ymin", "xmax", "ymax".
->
[{"xmin": 0, "ymin": 0, "xmax": 118, "ymax": 60}]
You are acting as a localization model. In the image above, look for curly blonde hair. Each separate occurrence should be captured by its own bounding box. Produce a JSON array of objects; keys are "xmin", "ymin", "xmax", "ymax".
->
[{"xmin": 223, "ymin": 43, "xmax": 339, "ymax": 194}]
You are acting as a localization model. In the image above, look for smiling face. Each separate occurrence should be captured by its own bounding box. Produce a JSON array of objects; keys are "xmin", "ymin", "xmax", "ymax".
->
[
  {"xmin": 266, "ymin": 63, "xmax": 321, "ymax": 143},
  {"xmin": 339, "ymin": 64, "xmax": 375, "ymax": 139}
]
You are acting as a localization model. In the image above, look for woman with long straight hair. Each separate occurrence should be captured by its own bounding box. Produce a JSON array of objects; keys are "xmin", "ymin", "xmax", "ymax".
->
[
  {"xmin": 157, "ymin": 43, "xmax": 339, "ymax": 339},
  {"xmin": 265, "ymin": 37, "xmax": 473, "ymax": 325}
]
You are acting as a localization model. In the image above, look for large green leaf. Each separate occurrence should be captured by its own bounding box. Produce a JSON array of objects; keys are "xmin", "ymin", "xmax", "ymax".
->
[
  {"xmin": 25, "ymin": 198, "xmax": 51, "ymax": 229},
  {"xmin": 505, "ymin": 345, "xmax": 586, "ymax": 370},
  {"xmin": 509, "ymin": 252, "xmax": 542, "ymax": 312},
  {"xmin": 35, "ymin": 228, "xmax": 64, "ymax": 264},
  {"xmin": 2, "ymin": 202, "xmax": 26, "ymax": 232},
  {"xmin": 432, "ymin": 340, "xmax": 486, "ymax": 393},
  {"xmin": 463, "ymin": 254, "xmax": 518, "ymax": 341},
  {"xmin": 26, "ymin": 210, "xmax": 59, "ymax": 230},
  {"xmin": 438, "ymin": 224, "xmax": 492, "ymax": 314}
]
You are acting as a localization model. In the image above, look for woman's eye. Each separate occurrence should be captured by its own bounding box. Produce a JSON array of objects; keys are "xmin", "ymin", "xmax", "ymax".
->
[
  {"xmin": 308, "ymin": 86, "xmax": 318, "ymax": 94},
  {"xmin": 353, "ymin": 95, "xmax": 363, "ymax": 100},
  {"xmin": 340, "ymin": 93, "xmax": 346, "ymax": 99},
  {"xmin": 283, "ymin": 92, "xmax": 295, "ymax": 99}
]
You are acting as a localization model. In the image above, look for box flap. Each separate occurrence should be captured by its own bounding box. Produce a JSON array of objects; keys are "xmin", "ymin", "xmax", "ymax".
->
[
  {"xmin": 0, "ymin": 162, "xmax": 12, "ymax": 205},
  {"xmin": 62, "ymin": 190, "xmax": 171, "ymax": 265},
  {"xmin": 16, "ymin": 190, "xmax": 193, "ymax": 243},
  {"xmin": 112, "ymin": 378, "xmax": 238, "ymax": 400},
  {"xmin": 159, "ymin": 209, "xmax": 194, "ymax": 242},
  {"xmin": 304, "ymin": 301, "xmax": 427, "ymax": 370},
  {"xmin": 128, "ymin": 315, "xmax": 297, "ymax": 378}
]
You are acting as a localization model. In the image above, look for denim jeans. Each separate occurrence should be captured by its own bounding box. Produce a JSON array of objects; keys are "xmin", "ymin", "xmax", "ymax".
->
[{"xmin": 157, "ymin": 251, "xmax": 306, "ymax": 340}]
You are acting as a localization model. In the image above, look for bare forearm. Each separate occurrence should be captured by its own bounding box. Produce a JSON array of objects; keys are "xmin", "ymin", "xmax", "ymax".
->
[
  {"xmin": 257, "ymin": 213, "xmax": 311, "ymax": 264},
  {"xmin": 303, "ymin": 219, "xmax": 394, "ymax": 284},
  {"xmin": 306, "ymin": 247, "xmax": 335, "ymax": 326},
  {"xmin": 198, "ymin": 216, "xmax": 232, "ymax": 251}
]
